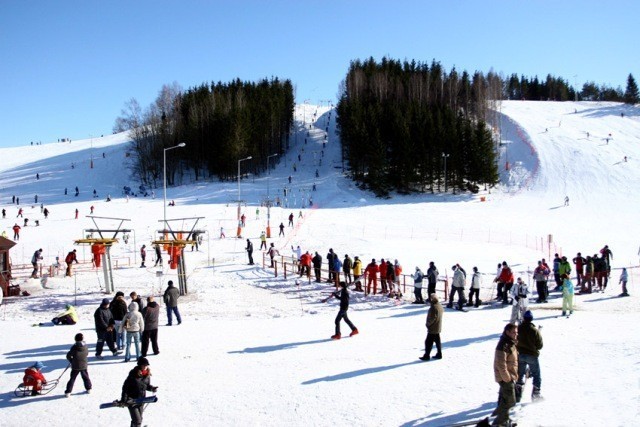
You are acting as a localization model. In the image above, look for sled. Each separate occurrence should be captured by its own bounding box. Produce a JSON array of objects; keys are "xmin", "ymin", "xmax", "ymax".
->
[{"xmin": 14, "ymin": 379, "xmax": 60, "ymax": 397}]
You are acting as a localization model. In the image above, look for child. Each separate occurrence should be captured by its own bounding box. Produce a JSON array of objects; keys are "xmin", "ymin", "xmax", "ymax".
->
[
  {"xmin": 23, "ymin": 361, "xmax": 47, "ymax": 395},
  {"xmin": 619, "ymin": 268, "xmax": 629, "ymax": 297},
  {"xmin": 562, "ymin": 274, "xmax": 575, "ymax": 316},
  {"xmin": 64, "ymin": 333, "xmax": 92, "ymax": 397}
]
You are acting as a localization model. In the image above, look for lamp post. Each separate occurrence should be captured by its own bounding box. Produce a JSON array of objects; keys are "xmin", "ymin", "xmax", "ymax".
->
[
  {"xmin": 442, "ymin": 152, "xmax": 450, "ymax": 193},
  {"xmin": 237, "ymin": 156, "xmax": 252, "ymax": 237},
  {"xmin": 163, "ymin": 143, "xmax": 186, "ymax": 227},
  {"xmin": 266, "ymin": 153, "xmax": 278, "ymax": 237}
]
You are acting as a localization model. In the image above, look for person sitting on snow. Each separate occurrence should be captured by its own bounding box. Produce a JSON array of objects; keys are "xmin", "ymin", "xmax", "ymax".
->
[
  {"xmin": 52, "ymin": 304, "xmax": 78, "ymax": 325},
  {"xmin": 23, "ymin": 361, "xmax": 47, "ymax": 395}
]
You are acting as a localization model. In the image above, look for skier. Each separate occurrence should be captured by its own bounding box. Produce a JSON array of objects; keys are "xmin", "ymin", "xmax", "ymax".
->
[
  {"xmin": 492, "ymin": 323, "xmax": 519, "ymax": 427},
  {"xmin": 510, "ymin": 277, "xmax": 530, "ymax": 324},
  {"xmin": 552, "ymin": 254, "xmax": 562, "ymax": 289},
  {"xmin": 561, "ymin": 274, "xmax": 575, "ymax": 316},
  {"xmin": 154, "ymin": 244, "xmax": 163, "ymax": 267},
  {"xmin": 240, "ymin": 213, "xmax": 246, "ymax": 227},
  {"xmin": 364, "ymin": 259, "xmax": 379, "ymax": 295},
  {"xmin": 352, "ymin": 256, "xmax": 363, "ymax": 290},
  {"xmin": 447, "ymin": 264, "xmax": 466, "ymax": 309},
  {"xmin": 600, "ymin": 245, "xmax": 613, "ymax": 277},
  {"xmin": 288, "ymin": 212, "xmax": 294, "ymax": 227},
  {"xmin": 516, "ymin": 310, "xmax": 543, "ymax": 402},
  {"xmin": 13, "ymin": 222, "xmax": 20, "ymax": 240},
  {"xmin": 23, "ymin": 361, "xmax": 48, "ymax": 396},
  {"xmin": 64, "ymin": 333, "xmax": 92, "ymax": 397},
  {"xmin": 426, "ymin": 262, "xmax": 439, "ymax": 296},
  {"xmin": 90, "ymin": 205, "xmax": 94, "ymax": 214},
  {"xmin": 246, "ymin": 239, "xmax": 254, "ymax": 265},
  {"xmin": 467, "ymin": 266, "xmax": 482, "ymax": 307},
  {"xmin": 572, "ymin": 252, "xmax": 586, "ymax": 287},
  {"xmin": 43, "ymin": 207, "xmax": 49, "ymax": 218},
  {"xmin": 564, "ymin": 196, "xmax": 569, "ymax": 206},
  {"xmin": 259, "ymin": 231, "xmax": 267, "ymax": 250},
  {"xmin": 140, "ymin": 245, "xmax": 146, "ymax": 268},
  {"xmin": 119, "ymin": 357, "xmax": 158, "ymax": 427},
  {"xmin": 17, "ymin": 207, "xmax": 23, "ymax": 218},
  {"xmin": 31, "ymin": 248, "xmax": 43, "ymax": 278},
  {"xmin": 278, "ymin": 222, "xmax": 285, "ymax": 237},
  {"xmin": 1, "ymin": 208, "xmax": 4, "ymax": 218},
  {"xmin": 412, "ymin": 267, "xmax": 425, "ymax": 304},
  {"xmin": 329, "ymin": 282, "xmax": 358, "ymax": 339},
  {"xmin": 378, "ymin": 258, "xmax": 388, "ymax": 293},
  {"xmin": 557, "ymin": 256, "xmax": 571, "ymax": 291},
  {"xmin": 420, "ymin": 293, "xmax": 443, "ymax": 360},
  {"xmin": 219, "ymin": 227, "xmax": 226, "ymax": 239},
  {"xmin": 52, "ymin": 304, "xmax": 78, "ymax": 325},
  {"xmin": 619, "ymin": 268, "xmax": 629, "ymax": 296},
  {"xmin": 65, "ymin": 249, "xmax": 78, "ymax": 277},
  {"xmin": 299, "ymin": 251, "xmax": 312, "ymax": 278},
  {"xmin": 495, "ymin": 261, "xmax": 514, "ymax": 305},
  {"xmin": 75, "ymin": 208, "xmax": 78, "ymax": 219}
]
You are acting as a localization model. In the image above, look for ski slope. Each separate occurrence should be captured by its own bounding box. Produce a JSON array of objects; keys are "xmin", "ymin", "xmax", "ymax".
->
[{"xmin": 0, "ymin": 101, "xmax": 638, "ymax": 427}]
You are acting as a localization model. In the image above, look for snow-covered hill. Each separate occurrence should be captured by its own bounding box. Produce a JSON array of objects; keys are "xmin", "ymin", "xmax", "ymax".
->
[{"xmin": 0, "ymin": 101, "xmax": 638, "ymax": 426}]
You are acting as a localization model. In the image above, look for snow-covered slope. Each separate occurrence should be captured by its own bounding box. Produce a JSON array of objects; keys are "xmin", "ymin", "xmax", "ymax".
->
[{"xmin": 0, "ymin": 101, "xmax": 638, "ymax": 427}]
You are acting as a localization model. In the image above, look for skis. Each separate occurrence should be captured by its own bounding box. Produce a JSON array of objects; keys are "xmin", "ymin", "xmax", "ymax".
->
[{"xmin": 100, "ymin": 396, "xmax": 158, "ymax": 409}]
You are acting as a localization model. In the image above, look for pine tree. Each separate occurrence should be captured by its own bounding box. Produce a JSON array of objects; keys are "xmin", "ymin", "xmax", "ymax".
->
[{"xmin": 623, "ymin": 73, "xmax": 639, "ymax": 105}]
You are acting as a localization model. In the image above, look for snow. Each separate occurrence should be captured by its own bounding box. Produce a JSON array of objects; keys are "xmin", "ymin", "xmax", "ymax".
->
[{"xmin": 1, "ymin": 101, "xmax": 639, "ymax": 426}]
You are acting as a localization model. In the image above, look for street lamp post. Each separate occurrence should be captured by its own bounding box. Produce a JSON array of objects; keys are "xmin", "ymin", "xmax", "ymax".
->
[
  {"xmin": 442, "ymin": 152, "xmax": 450, "ymax": 193},
  {"xmin": 163, "ymin": 143, "xmax": 186, "ymax": 227},
  {"xmin": 237, "ymin": 156, "xmax": 252, "ymax": 237},
  {"xmin": 266, "ymin": 153, "xmax": 278, "ymax": 237}
]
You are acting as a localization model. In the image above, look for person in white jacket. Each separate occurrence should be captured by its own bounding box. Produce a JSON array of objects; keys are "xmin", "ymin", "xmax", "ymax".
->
[
  {"xmin": 120, "ymin": 303, "xmax": 145, "ymax": 362},
  {"xmin": 510, "ymin": 278, "xmax": 530, "ymax": 324},
  {"xmin": 446, "ymin": 264, "xmax": 466, "ymax": 309},
  {"xmin": 467, "ymin": 267, "xmax": 482, "ymax": 307}
]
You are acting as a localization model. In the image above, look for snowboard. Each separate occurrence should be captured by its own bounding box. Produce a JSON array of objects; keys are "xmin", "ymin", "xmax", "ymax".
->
[{"xmin": 100, "ymin": 396, "xmax": 157, "ymax": 409}]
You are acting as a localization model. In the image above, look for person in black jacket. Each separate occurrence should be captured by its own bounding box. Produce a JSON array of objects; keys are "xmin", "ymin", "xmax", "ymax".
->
[
  {"xmin": 109, "ymin": 292, "xmax": 128, "ymax": 350},
  {"xmin": 120, "ymin": 357, "xmax": 157, "ymax": 427},
  {"xmin": 94, "ymin": 298, "xmax": 119, "ymax": 358},
  {"xmin": 330, "ymin": 282, "xmax": 358, "ymax": 340},
  {"xmin": 141, "ymin": 296, "xmax": 160, "ymax": 357},
  {"xmin": 64, "ymin": 333, "xmax": 92, "ymax": 397},
  {"xmin": 312, "ymin": 252, "xmax": 323, "ymax": 282},
  {"xmin": 245, "ymin": 239, "xmax": 254, "ymax": 265},
  {"xmin": 516, "ymin": 310, "xmax": 543, "ymax": 402}
]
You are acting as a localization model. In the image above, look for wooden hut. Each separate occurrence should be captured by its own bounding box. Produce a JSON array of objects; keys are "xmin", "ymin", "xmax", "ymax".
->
[{"xmin": 0, "ymin": 236, "xmax": 17, "ymax": 297}]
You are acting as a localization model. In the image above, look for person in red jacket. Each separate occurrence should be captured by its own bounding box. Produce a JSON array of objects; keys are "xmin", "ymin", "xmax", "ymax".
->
[
  {"xmin": 494, "ymin": 261, "xmax": 514, "ymax": 304},
  {"xmin": 364, "ymin": 259, "xmax": 379, "ymax": 295},
  {"xmin": 23, "ymin": 361, "xmax": 47, "ymax": 395},
  {"xmin": 12, "ymin": 223, "xmax": 21, "ymax": 240},
  {"xmin": 299, "ymin": 251, "xmax": 312, "ymax": 278},
  {"xmin": 65, "ymin": 249, "xmax": 78, "ymax": 277},
  {"xmin": 379, "ymin": 259, "xmax": 388, "ymax": 294}
]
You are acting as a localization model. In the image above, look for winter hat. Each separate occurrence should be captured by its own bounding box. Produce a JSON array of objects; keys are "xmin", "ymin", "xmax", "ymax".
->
[
  {"xmin": 137, "ymin": 357, "xmax": 150, "ymax": 367},
  {"xmin": 524, "ymin": 310, "xmax": 534, "ymax": 321},
  {"xmin": 33, "ymin": 361, "xmax": 45, "ymax": 370},
  {"xmin": 101, "ymin": 298, "xmax": 110, "ymax": 305},
  {"xmin": 65, "ymin": 304, "xmax": 72, "ymax": 309},
  {"xmin": 75, "ymin": 333, "xmax": 84, "ymax": 342}
]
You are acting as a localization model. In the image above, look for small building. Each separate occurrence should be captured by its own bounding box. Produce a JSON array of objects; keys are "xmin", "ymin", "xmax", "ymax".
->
[{"xmin": 0, "ymin": 236, "xmax": 17, "ymax": 297}]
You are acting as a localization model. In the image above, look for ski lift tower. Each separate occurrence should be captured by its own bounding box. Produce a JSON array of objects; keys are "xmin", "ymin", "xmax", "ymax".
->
[
  {"xmin": 153, "ymin": 217, "xmax": 205, "ymax": 296},
  {"xmin": 74, "ymin": 216, "xmax": 132, "ymax": 294}
]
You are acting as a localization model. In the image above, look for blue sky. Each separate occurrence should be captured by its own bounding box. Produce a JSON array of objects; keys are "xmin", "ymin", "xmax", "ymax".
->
[{"xmin": 1, "ymin": 0, "xmax": 638, "ymax": 147}]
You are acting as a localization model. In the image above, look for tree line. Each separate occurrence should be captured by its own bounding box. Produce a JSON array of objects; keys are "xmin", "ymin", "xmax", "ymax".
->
[
  {"xmin": 336, "ymin": 57, "xmax": 500, "ymax": 197},
  {"xmin": 506, "ymin": 72, "xmax": 639, "ymax": 104},
  {"xmin": 114, "ymin": 78, "xmax": 294, "ymax": 188}
]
